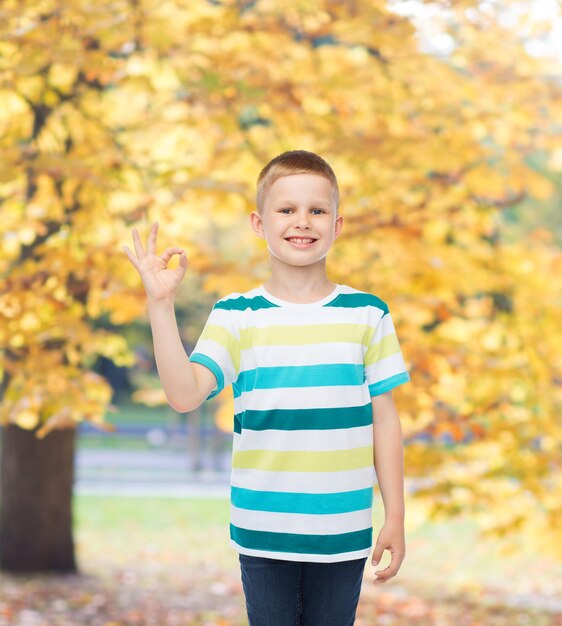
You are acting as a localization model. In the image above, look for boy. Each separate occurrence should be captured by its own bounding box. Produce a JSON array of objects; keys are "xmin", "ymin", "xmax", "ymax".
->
[{"xmin": 123, "ymin": 150, "xmax": 411, "ymax": 625}]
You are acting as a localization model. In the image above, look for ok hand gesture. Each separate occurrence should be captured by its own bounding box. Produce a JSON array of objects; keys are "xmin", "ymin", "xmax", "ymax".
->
[{"xmin": 122, "ymin": 221, "xmax": 188, "ymax": 303}]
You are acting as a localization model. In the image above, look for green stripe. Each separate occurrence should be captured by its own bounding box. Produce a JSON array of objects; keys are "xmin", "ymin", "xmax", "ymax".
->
[
  {"xmin": 232, "ymin": 446, "xmax": 372, "ymax": 472},
  {"xmin": 230, "ymin": 524, "xmax": 372, "ymax": 555},
  {"xmin": 216, "ymin": 291, "xmax": 389, "ymax": 313},
  {"xmin": 233, "ymin": 403, "xmax": 372, "ymax": 434}
]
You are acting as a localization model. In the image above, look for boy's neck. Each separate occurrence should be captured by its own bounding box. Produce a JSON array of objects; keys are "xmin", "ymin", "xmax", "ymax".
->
[{"xmin": 262, "ymin": 280, "xmax": 338, "ymax": 303}]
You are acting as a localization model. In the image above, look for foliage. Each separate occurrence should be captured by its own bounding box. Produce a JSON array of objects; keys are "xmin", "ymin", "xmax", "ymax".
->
[{"xmin": 0, "ymin": 0, "xmax": 561, "ymax": 550}]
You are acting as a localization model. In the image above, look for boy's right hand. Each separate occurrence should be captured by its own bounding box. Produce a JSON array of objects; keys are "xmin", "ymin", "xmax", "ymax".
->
[{"xmin": 122, "ymin": 221, "xmax": 188, "ymax": 303}]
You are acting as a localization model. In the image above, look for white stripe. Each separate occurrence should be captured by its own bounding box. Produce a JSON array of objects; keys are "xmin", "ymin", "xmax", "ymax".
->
[
  {"xmin": 233, "ymin": 385, "xmax": 370, "ymax": 411},
  {"xmin": 230, "ymin": 467, "xmax": 376, "ymax": 492},
  {"xmin": 231, "ymin": 504, "xmax": 373, "ymax": 535},
  {"xmin": 231, "ymin": 541, "xmax": 372, "ymax": 563},
  {"xmin": 232, "ymin": 425, "xmax": 373, "ymax": 452},
  {"xmin": 236, "ymin": 305, "xmax": 362, "ymax": 326}
]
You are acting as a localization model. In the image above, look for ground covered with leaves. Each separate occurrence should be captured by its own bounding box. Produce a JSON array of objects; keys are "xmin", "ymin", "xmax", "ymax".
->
[{"xmin": 1, "ymin": 495, "xmax": 561, "ymax": 625}]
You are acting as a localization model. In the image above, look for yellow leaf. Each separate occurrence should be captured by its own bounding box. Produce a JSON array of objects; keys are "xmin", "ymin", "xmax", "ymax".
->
[
  {"xmin": 19, "ymin": 312, "xmax": 41, "ymax": 331},
  {"xmin": 14, "ymin": 409, "xmax": 39, "ymax": 430}
]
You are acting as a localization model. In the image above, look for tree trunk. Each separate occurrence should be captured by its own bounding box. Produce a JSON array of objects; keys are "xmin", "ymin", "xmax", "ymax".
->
[{"xmin": 0, "ymin": 423, "xmax": 77, "ymax": 573}]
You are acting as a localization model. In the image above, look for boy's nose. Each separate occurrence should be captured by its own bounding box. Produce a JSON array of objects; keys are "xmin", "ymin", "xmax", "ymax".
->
[{"xmin": 294, "ymin": 213, "xmax": 312, "ymax": 227}]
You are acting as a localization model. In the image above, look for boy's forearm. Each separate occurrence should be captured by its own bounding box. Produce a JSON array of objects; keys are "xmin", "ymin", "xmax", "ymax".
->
[
  {"xmin": 373, "ymin": 402, "xmax": 405, "ymax": 522},
  {"xmin": 147, "ymin": 299, "xmax": 198, "ymax": 412}
]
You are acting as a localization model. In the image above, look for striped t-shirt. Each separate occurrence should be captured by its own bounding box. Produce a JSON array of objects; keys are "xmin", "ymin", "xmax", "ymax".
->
[{"xmin": 189, "ymin": 282, "xmax": 410, "ymax": 563}]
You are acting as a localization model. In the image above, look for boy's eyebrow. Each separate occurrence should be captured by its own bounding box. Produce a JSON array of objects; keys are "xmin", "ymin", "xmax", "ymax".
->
[{"xmin": 274, "ymin": 199, "xmax": 332, "ymax": 207}]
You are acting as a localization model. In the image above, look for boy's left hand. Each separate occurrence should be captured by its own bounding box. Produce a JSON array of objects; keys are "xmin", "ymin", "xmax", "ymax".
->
[{"xmin": 371, "ymin": 519, "xmax": 405, "ymax": 584}]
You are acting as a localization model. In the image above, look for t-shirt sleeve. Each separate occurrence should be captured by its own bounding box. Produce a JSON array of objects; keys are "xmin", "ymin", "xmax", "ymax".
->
[
  {"xmin": 364, "ymin": 304, "xmax": 410, "ymax": 397},
  {"xmin": 188, "ymin": 299, "xmax": 241, "ymax": 400}
]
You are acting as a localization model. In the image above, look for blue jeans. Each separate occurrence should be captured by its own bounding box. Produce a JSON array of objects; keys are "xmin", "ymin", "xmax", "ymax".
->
[{"xmin": 239, "ymin": 553, "xmax": 368, "ymax": 625}]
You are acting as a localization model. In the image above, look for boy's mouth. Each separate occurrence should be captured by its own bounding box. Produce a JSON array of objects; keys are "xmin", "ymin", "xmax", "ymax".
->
[{"xmin": 284, "ymin": 237, "xmax": 317, "ymax": 249}]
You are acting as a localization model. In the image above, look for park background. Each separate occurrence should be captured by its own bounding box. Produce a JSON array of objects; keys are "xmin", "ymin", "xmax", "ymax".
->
[{"xmin": 1, "ymin": 0, "xmax": 562, "ymax": 624}]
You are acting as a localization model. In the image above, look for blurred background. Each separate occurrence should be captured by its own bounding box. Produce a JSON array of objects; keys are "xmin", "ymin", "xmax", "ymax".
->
[{"xmin": 1, "ymin": 0, "xmax": 561, "ymax": 624}]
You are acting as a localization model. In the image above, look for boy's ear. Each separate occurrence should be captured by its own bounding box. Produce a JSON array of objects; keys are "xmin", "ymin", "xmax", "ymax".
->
[
  {"xmin": 334, "ymin": 215, "xmax": 344, "ymax": 238},
  {"xmin": 249, "ymin": 211, "xmax": 266, "ymax": 238}
]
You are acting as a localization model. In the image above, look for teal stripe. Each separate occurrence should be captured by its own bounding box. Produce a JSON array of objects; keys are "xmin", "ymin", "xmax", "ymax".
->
[
  {"xmin": 215, "ymin": 291, "xmax": 389, "ymax": 313},
  {"xmin": 189, "ymin": 353, "xmax": 223, "ymax": 399},
  {"xmin": 233, "ymin": 404, "xmax": 372, "ymax": 434},
  {"xmin": 234, "ymin": 412, "xmax": 242, "ymax": 433},
  {"xmin": 215, "ymin": 295, "xmax": 278, "ymax": 311},
  {"xmin": 232, "ymin": 486, "xmax": 373, "ymax": 514},
  {"xmin": 230, "ymin": 523, "xmax": 372, "ymax": 555},
  {"xmin": 234, "ymin": 363, "xmax": 364, "ymax": 396},
  {"xmin": 368, "ymin": 371, "xmax": 411, "ymax": 397}
]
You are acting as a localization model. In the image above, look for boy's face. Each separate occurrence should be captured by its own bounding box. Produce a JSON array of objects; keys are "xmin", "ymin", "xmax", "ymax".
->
[{"xmin": 250, "ymin": 174, "xmax": 343, "ymax": 268}]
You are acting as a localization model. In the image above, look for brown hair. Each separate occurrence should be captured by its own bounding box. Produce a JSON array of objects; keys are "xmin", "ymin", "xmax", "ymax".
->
[{"xmin": 256, "ymin": 150, "xmax": 339, "ymax": 215}]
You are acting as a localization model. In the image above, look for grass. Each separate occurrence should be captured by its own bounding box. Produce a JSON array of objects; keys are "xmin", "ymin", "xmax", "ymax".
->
[
  {"xmin": 75, "ymin": 495, "xmax": 229, "ymax": 533},
  {"xmin": 74, "ymin": 495, "xmax": 237, "ymax": 577},
  {"xmin": 77, "ymin": 435, "xmax": 155, "ymax": 450}
]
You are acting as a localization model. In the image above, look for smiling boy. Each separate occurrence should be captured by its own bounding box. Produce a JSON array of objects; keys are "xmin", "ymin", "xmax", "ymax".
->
[
  {"xmin": 252, "ymin": 166, "xmax": 342, "ymax": 304},
  {"xmin": 124, "ymin": 149, "xmax": 411, "ymax": 625}
]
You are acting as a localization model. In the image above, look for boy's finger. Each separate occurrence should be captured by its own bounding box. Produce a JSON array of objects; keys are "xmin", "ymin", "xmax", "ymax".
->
[
  {"xmin": 132, "ymin": 227, "xmax": 146, "ymax": 259},
  {"xmin": 122, "ymin": 245, "xmax": 140, "ymax": 271},
  {"xmin": 147, "ymin": 221, "xmax": 159, "ymax": 256},
  {"xmin": 371, "ymin": 541, "xmax": 385, "ymax": 562},
  {"xmin": 374, "ymin": 566, "xmax": 396, "ymax": 583},
  {"xmin": 160, "ymin": 246, "xmax": 184, "ymax": 264}
]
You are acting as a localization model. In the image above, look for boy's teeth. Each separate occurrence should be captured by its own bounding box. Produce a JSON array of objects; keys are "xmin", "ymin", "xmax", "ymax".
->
[{"xmin": 288, "ymin": 238, "xmax": 314, "ymax": 243}]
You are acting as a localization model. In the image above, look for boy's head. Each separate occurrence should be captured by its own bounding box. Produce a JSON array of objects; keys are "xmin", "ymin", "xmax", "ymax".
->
[
  {"xmin": 256, "ymin": 150, "xmax": 339, "ymax": 216},
  {"xmin": 250, "ymin": 150, "xmax": 343, "ymax": 267}
]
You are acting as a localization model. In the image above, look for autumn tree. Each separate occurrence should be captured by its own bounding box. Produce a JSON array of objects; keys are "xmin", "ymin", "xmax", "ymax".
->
[{"xmin": 1, "ymin": 0, "xmax": 561, "ymax": 572}]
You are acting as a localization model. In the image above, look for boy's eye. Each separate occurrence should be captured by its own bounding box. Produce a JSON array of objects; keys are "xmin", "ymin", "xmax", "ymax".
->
[{"xmin": 279, "ymin": 208, "xmax": 326, "ymax": 214}]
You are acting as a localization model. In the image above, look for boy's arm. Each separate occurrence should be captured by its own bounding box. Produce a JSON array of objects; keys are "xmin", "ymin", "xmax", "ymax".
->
[
  {"xmin": 372, "ymin": 390, "xmax": 405, "ymax": 522},
  {"xmin": 147, "ymin": 299, "xmax": 216, "ymax": 413},
  {"xmin": 122, "ymin": 222, "xmax": 217, "ymax": 412}
]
